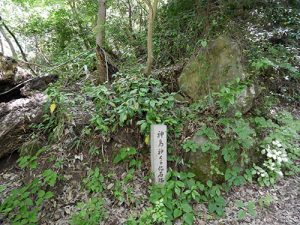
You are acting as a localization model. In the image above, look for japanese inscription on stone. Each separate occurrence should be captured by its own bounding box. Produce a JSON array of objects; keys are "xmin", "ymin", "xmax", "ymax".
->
[{"xmin": 151, "ymin": 124, "xmax": 167, "ymax": 184}]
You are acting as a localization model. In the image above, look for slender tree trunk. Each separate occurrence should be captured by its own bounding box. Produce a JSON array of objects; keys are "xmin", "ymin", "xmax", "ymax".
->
[
  {"xmin": 0, "ymin": 32, "xmax": 4, "ymax": 54},
  {"xmin": 96, "ymin": 0, "xmax": 107, "ymax": 84},
  {"xmin": 144, "ymin": 0, "xmax": 158, "ymax": 76},
  {"xmin": 0, "ymin": 26, "xmax": 16, "ymax": 58},
  {"xmin": 127, "ymin": 0, "xmax": 133, "ymax": 33},
  {"xmin": 96, "ymin": 0, "xmax": 106, "ymax": 47}
]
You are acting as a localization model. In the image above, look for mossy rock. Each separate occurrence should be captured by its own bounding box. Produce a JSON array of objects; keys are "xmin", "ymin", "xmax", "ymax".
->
[
  {"xmin": 178, "ymin": 36, "xmax": 246, "ymax": 100},
  {"xmin": 188, "ymin": 151, "xmax": 226, "ymax": 184},
  {"xmin": 187, "ymin": 132, "xmax": 260, "ymax": 184},
  {"xmin": 187, "ymin": 134, "xmax": 226, "ymax": 183}
]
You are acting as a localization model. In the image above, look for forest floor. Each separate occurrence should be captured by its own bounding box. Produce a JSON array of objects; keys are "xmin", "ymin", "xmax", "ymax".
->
[
  {"xmin": 204, "ymin": 170, "xmax": 300, "ymax": 225},
  {"xmin": 0, "ymin": 158, "xmax": 299, "ymax": 224}
]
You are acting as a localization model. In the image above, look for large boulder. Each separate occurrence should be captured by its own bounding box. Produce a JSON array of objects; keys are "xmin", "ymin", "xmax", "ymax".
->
[
  {"xmin": 178, "ymin": 36, "xmax": 246, "ymax": 100},
  {"xmin": 0, "ymin": 94, "xmax": 46, "ymax": 158}
]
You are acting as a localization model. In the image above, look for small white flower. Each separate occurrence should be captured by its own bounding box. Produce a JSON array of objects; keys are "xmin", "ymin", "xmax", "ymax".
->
[
  {"xmin": 278, "ymin": 158, "xmax": 282, "ymax": 163},
  {"xmin": 277, "ymin": 171, "xmax": 283, "ymax": 177},
  {"xmin": 272, "ymin": 140, "xmax": 282, "ymax": 148}
]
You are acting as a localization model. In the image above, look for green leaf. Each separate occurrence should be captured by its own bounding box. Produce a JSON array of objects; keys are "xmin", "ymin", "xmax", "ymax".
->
[
  {"xmin": 207, "ymin": 180, "xmax": 213, "ymax": 188},
  {"xmin": 182, "ymin": 203, "xmax": 193, "ymax": 213},
  {"xmin": 183, "ymin": 213, "xmax": 194, "ymax": 225},
  {"xmin": 44, "ymin": 191, "xmax": 54, "ymax": 199},
  {"xmin": 235, "ymin": 200, "xmax": 244, "ymax": 208},
  {"xmin": 176, "ymin": 181, "xmax": 185, "ymax": 188},
  {"xmin": 38, "ymin": 190, "xmax": 45, "ymax": 198},
  {"xmin": 25, "ymin": 198, "xmax": 33, "ymax": 206},
  {"xmin": 237, "ymin": 210, "xmax": 246, "ymax": 220},
  {"xmin": 201, "ymin": 40, "xmax": 208, "ymax": 48},
  {"xmin": 42, "ymin": 169, "xmax": 58, "ymax": 187},
  {"xmin": 0, "ymin": 185, "xmax": 6, "ymax": 193},
  {"xmin": 119, "ymin": 112, "xmax": 127, "ymax": 125},
  {"xmin": 173, "ymin": 208, "xmax": 182, "ymax": 218},
  {"xmin": 247, "ymin": 201, "xmax": 256, "ymax": 217}
]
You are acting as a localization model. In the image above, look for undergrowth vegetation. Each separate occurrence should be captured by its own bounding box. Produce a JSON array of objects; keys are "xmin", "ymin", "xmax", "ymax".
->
[
  {"xmin": 0, "ymin": 0, "xmax": 299, "ymax": 224},
  {"xmin": 7, "ymin": 69, "xmax": 297, "ymax": 224}
]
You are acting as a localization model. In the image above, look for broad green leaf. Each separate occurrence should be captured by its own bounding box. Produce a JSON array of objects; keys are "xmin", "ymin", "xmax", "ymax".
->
[
  {"xmin": 182, "ymin": 203, "xmax": 193, "ymax": 213},
  {"xmin": 173, "ymin": 208, "xmax": 182, "ymax": 218},
  {"xmin": 183, "ymin": 212, "xmax": 194, "ymax": 225}
]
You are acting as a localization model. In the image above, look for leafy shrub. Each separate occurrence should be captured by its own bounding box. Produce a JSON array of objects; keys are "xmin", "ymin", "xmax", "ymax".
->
[
  {"xmin": 0, "ymin": 170, "xmax": 57, "ymax": 225},
  {"xmin": 71, "ymin": 198, "xmax": 107, "ymax": 225},
  {"xmin": 214, "ymin": 79, "xmax": 246, "ymax": 113},
  {"xmin": 252, "ymin": 112, "xmax": 300, "ymax": 185},
  {"xmin": 131, "ymin": 171, "xmax": 226, "ymax": 224},
  {"xmin": 136, "ymin": 171, "xmax": 200, "ymax": 225},
  {"xmin": 32, "ymin": 85, "xmax": 71, "ymax": 142},
  {"xmin": 83, "ymin": 167, "xmax": 105, "ymax": 193},
  {"xmin": 235, "ymin": 200, "xmax": 257, "ymax": 220},
  {"xmin": 252, "ymin": 57, "xmax": 299, "ymax": 78},
  {"xmin": 127, "ymin": 199, "xmax": 167, "ymax": 225},
  {"xmin": 86, "ymin": 71, "xmax": 177, "ymax": 136}
]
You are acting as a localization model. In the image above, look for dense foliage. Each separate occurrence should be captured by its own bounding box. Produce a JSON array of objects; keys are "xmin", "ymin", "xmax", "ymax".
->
[{"xmin": 0, "ymin": 0, "xmax": 299, "ymax": 224}]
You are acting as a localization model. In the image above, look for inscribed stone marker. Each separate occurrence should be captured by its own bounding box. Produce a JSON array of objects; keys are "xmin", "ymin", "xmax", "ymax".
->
[{"xmin": 151, "ymin": 124, "xmax": 167, "ymax": 184}]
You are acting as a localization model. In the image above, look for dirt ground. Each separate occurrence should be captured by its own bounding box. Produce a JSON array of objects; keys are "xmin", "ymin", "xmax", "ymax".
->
[{"xmin": 1, "ymin": 156, "xmax": 299, "ymax": 225}]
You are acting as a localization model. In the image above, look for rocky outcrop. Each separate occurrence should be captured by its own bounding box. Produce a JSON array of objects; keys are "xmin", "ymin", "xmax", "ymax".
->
[
  {"xmin": 178, "ymin": 36, "xmax": 246, "ymax": 100},
  {"xmin": 0, "ymin": 54, "xmax": 57, "ymax": 158}
]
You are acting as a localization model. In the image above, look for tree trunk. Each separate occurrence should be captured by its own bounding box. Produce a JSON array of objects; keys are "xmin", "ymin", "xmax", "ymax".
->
[
  {"xmin": 127, "ymin": 0, "xmax": 133, "ymax": 33},
  {"xmin": 96, "ymin": 0, "xmax": 106, "ymax": 47},
  {"xmin": 0, "ymin": 26, "xmax": 16, "ymax": 58},
  {"xmin": 0, "ymin": 32, "xmax": 4, "ymax": 54},
  {"xmin": 144, "ymin": 0, "xmax": 158, "ymax": 76},
  {"xmin": 96, "ymin": 0, "xmax": 108, "ymax": 84}
]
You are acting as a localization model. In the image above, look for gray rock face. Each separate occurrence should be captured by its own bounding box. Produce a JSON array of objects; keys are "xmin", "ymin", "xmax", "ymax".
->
[
  {"xmin": 0, "ymin": 93, "xmax": 46, "ymax": 158},
  {"xmin": 236, "ymin": 84, "xmax": 262, "ymax": 113},
  {"xmin": 178, "ymin": 36, "xmax": 246, "ymax": 100},
  {"xmin": 227, "ymin": 84, "xmax": 263, "ymax": 115}
]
